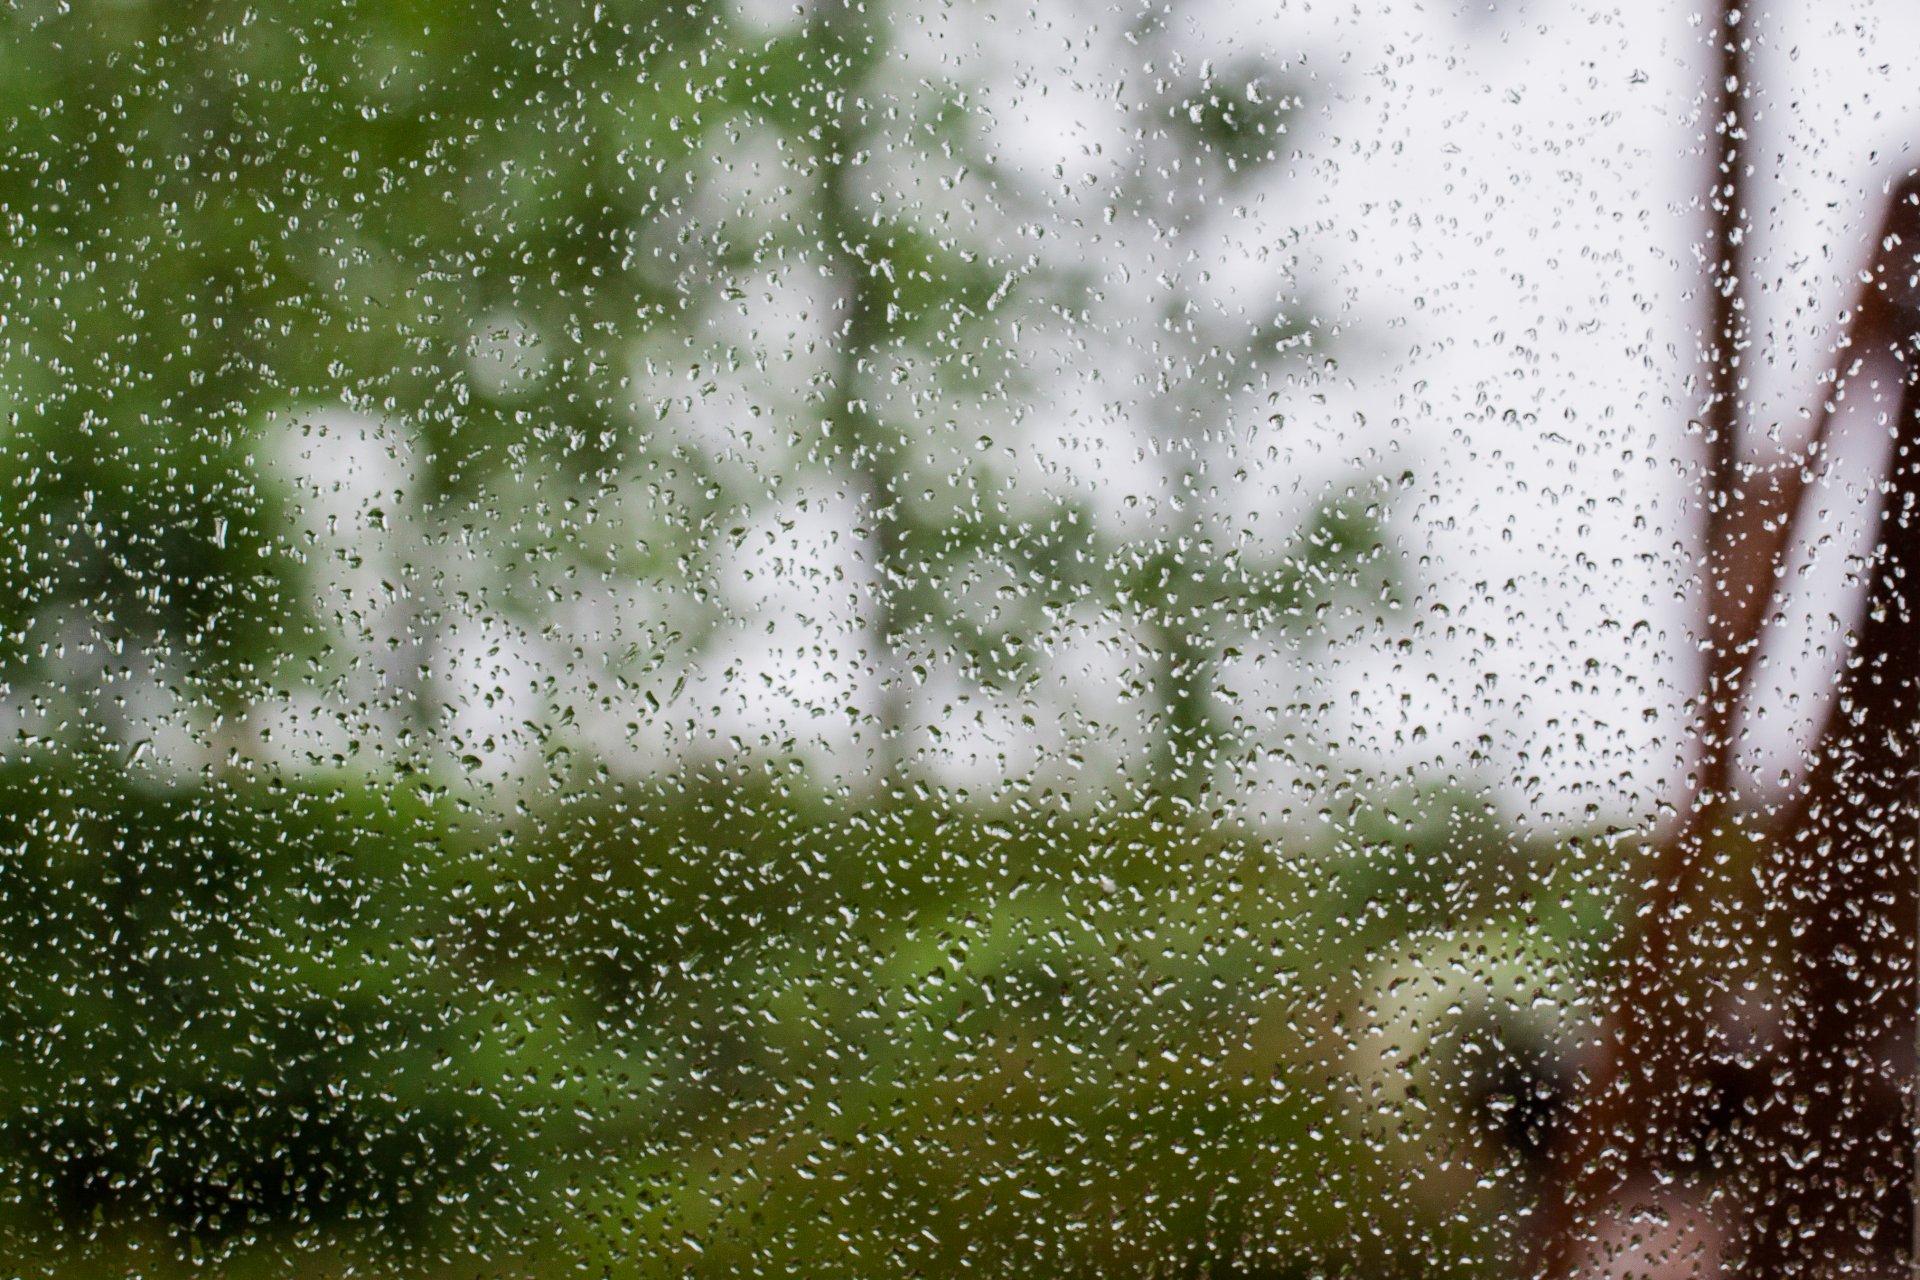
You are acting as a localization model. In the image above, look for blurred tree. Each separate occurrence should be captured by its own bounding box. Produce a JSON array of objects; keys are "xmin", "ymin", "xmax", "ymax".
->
[
  {"xmin": 0, "ymin": 0, "xmax": 1472, "ymax": 1277},
  {"xmin": 0, "ymin": 0, "xmax": 793, "ymax": 1262},
  {"xmin": 0, "ymin": 0, "xmax": 788, "ymax": 767},
  {"xmin": 724, "ymin": 0, "xmax": 1393, "ymax": 803},
  {"xmin": 1091, "ymin": 18, "xmax": 1337, "ymax": 803}
]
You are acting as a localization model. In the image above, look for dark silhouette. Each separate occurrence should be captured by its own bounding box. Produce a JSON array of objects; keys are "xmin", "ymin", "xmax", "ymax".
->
[{"xmin": 1532, "ymin": 19, "xmax": 1920, "ymax": 1268}]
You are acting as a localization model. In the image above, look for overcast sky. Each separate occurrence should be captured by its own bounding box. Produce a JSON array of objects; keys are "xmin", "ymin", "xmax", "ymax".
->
[{"xmin": 248, "ymin": 1, "xmax": 1920, "ymax": 838}]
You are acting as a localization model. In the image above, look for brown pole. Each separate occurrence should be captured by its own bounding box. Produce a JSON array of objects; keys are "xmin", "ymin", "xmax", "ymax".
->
[{"xmin": 1529, "ymin": 5, "xmax": 1759, "ymax": 1269}]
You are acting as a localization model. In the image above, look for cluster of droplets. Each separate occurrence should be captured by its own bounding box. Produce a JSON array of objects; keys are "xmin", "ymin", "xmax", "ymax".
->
[{"xmin": 6, "ymin": 0, "xmax": 1915, "ymax": 1277}]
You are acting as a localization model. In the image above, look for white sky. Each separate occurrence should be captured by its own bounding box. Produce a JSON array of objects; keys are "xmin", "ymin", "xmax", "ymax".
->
[
  {"xmin": 1011, "ymin": 0, "xmax": 1920, "ymax": 830},
  {"xmin": 248, "ymin": 0, "xmax": 1920, "ymax": 836}
]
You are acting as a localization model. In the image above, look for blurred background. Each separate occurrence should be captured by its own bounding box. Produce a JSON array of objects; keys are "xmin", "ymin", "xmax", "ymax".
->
[{"xmin": 0, "ymin": 0, "xmax": 1914, "ymax": 1275}]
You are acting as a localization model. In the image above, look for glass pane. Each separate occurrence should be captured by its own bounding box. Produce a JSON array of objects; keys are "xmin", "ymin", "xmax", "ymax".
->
[{"xmin": 0, "ymin": 0, "xmax": 1911, "ymax": 1276}]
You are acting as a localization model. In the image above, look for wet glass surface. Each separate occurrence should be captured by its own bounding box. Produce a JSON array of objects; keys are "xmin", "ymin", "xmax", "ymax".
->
[{"xmin": 0, "ymin": 1, "xmax": 1914, "ymax": 1276}]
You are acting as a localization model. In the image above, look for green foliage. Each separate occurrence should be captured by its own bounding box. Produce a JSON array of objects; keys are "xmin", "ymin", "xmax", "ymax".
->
[{"xmin": 0, "ymin": 0, "xmax": 1603, "ymax": 1275}]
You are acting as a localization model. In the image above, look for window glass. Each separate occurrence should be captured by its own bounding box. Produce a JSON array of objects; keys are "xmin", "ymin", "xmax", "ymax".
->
[{"xmin": 0, "ymin": 1, "xmax": 1912, "ymax": 1275}]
